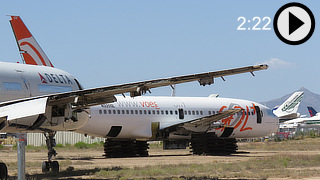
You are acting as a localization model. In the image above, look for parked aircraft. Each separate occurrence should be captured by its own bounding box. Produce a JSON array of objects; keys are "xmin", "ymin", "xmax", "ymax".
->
[
  {"xmin": 284, "ymin": 106, "xmax": 320, "ymax": 125},
  {"xmin": 0, "ymin": 16, "xmax": 272, "ymax": 178}
]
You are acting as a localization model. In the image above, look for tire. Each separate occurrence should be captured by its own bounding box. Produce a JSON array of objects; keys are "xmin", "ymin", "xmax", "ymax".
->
[
  {"xmin": 42, "ymin": 161, "xmax": 49, "ymax": 173},
  {"xmin": 0, "ymin": 163, "xmax": 7, "ymax": 180},
  {"xmin": 51, "ymin": 161, "xmax": 59, "ymax": 173}
]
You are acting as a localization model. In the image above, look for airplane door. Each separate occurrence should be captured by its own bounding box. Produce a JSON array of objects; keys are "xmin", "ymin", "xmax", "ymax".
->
[
  {"xmin": 19, "ymin": 71, "xmax": 32, "ymax": 97},
  {"xmin": 255, "ymin": 106, "xmax": 262, "ymax": 124},
  {"xmin": 178, "ymin": 108, "xmax": 184, "ymax": 119}
]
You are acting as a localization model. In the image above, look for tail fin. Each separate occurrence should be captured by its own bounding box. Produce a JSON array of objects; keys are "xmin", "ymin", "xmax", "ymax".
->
[
  {"xmin": 273, "ymin": 91, "xmax": 304, "ymax": 120},
  {"xmin": 308, "ymin": 106, "xmax": 318, "ymax": 117},
  {"xmin": 9, "ymin": 16, "xmax": 54, "ymax": 67}
]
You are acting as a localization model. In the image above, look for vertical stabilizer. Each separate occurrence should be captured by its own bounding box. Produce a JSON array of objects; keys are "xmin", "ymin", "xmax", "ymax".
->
[
  {"xmin": 308, "ymin": 107, "xmax": 318, "ymax": 117},
  {"xmin": 9, "ymin": 16, "xmax": 54, "ymax": 67},
  {"xmin": 273, "ymin": 91, "xmax": 304, "ymax": 120}
]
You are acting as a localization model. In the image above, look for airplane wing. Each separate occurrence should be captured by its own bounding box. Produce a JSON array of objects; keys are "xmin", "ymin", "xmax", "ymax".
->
[
  {"xmin": 0, "ymin": 64, "xmax": 267, "ymax": 132},
  {"xmin": 0, "ymin": 64, "xmax": 268, "ymax": 109}
]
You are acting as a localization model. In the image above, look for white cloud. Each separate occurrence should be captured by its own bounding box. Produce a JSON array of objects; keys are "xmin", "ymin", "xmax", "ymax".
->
[{"xmin": 258, "ymin": 58, "xmax": 296, "ymax": 69}]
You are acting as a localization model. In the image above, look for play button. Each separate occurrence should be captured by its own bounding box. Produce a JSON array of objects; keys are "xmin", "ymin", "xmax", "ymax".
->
[
  {"xmin": 274, "ymin": 2, "xmax": 315, "ymax": 45},
  {"xmin": 289, "ymin": 12, "xmax": 304, "ymax": 35}
]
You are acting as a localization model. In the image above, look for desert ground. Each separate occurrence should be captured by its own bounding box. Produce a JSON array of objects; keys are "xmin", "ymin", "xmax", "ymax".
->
[{"xmin": 2, "ymin": 138, "xmax": 320, "ymax": 179}]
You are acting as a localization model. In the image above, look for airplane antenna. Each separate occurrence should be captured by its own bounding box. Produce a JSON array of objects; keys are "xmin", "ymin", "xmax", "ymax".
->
[{"xmin": 170, "ymin": 85, "xmax": 176, "ymax": 97}]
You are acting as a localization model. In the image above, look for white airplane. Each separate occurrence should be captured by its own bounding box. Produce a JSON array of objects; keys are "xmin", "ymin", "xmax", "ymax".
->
[
  {"xmin": 283, "ymin": 106, "xmax": 320, "ymax": 125},
  {"xmin": 0, "ymin": 16, "xmax": 274, "ymax": 177}
]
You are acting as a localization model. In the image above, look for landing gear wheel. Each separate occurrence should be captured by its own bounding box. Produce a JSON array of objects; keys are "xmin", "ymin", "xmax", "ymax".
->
[
  {"xmin": 0, "ymin": 163, "xmax": 8, "ymax": 180},
  {"xmin": 104, "ymin": 139, "xmax": 149, "ymax": 158},
  {"xmin": 190, "ymin": 133, "xmax": 238, "ymax": 156},
  {"xmin": 51, "ymin": 161, "xmax": 59, "ymax": 173},
  {"xmin": 42, "ymin": 161, "xmax": 59, "ymax": 173},
  {"xmin": 42, "ymin": 161, "xmax": 49, "ymax": 173}
]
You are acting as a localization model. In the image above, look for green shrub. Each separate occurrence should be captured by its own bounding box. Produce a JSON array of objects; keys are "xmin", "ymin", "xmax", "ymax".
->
[{"xmin": 74, "ymin": 141, "xmax": 89, "ymax": 149}]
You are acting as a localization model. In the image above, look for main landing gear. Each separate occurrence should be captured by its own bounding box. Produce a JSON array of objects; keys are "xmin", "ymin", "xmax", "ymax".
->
[
  {"xmin": 103, "ymin": 139, "xmax": 149, "ymax": 158},
  {"xmin": 42, "ymin": 131, "xmax": 59, "ymax": 173},
  {"xmin": 190, "ymin": 133, "xmax": 238, "ymax": 155}
]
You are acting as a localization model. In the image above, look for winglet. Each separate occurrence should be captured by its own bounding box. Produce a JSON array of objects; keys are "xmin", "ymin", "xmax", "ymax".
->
[
  {"xmin": 9, "ymin": 16, "xmax": 54, "ymax": 67},
  {"xmin": 273, "ymin": 91, "xmax": 304, "ymax": 120}
]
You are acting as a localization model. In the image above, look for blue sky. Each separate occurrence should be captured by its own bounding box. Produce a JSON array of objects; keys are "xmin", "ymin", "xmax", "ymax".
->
[{"xmin": 0, "ymin": 1, "xmax": 319, "ymax": 102}]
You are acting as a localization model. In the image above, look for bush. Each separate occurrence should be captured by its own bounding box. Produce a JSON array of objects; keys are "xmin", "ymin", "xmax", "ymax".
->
[{"xmin": 74, "ymin": 141, "xmax": 89, "ymax": 149}]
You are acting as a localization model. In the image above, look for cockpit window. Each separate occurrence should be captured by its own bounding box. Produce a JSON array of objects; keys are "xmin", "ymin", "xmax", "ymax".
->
[
  {"xmin": 38, "ymin": 84, "xmax": 72, "ymax": 93},
  {"xmin": 3, "ymin": 82, "xmax": 22, "ymax": 91}
]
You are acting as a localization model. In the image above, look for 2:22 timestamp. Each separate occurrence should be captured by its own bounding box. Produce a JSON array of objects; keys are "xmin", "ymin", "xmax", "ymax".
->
[{"xmin": 237, "ymin": 16, "xmax": 272, "ymax": 31}]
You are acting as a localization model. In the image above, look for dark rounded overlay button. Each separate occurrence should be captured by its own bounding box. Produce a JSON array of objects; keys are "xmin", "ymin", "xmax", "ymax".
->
[{"xmin": 274, "ymin": 2, "xmax": 315, "ymax": 45}]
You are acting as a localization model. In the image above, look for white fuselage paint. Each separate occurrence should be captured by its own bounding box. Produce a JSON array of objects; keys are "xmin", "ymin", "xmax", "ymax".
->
[
  {"xmin": 0, "ymin": 61, "xmax": 278, "ymax": 139},
  {"xmin": 77, "ymin": 96, "xmax": 278, "ymax": 140}
]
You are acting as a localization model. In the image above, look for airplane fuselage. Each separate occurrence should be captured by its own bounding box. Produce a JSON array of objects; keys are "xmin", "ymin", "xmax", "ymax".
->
[{"xmin": 78, "ymin": 96, "xmax": 278, "ymax": 140}]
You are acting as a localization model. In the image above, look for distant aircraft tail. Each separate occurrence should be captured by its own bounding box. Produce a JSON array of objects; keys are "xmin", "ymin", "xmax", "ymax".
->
[
  {"xmin": 273, "ymin": 91, "xmax": 304, "ymax": 120},
  {"xmin": 9, "ymin": 16, "xmax": 54, "ymax": 67},
  {"xmin": 308, "ymin": 106, "xmax": 318, "ymax": 117}
]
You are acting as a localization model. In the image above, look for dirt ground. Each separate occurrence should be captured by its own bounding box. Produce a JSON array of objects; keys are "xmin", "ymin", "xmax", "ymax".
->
[{"xmin": 1, "ymin": 143, "xmax": 320, "ymax": 179}]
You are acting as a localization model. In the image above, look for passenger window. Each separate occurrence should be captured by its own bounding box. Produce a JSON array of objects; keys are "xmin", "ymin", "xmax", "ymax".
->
[
  {"xmin": 135, "ymin": 110, "xmax": 138, "ymax": 114},
  {"xmin": 188, "ymin": 111, "xmax": 191, "ymax": 115},
  {"xmin": 196, "ymin": 111, "xmax": 199, "ymax": 115},
  {"xmin": 108, "ymin": 110, "xmax": 111, "ymax": 114},
  {"xmin": 170, "ymin": 111, "xmax": 173, "ymax": 115},
  {"xmin": 208, "ymin": 111, "xmax": 211, "ymax": 115},
  {"xmin": 157, "ymin": 110, "xmax": 160, "ymax": 115},
  {"xmin": 175, "ymin": 111, "xmax": 178, "ymax": 115},
  {"xmin": 192, "ymin": 111, "xmax": 195, "ymax": 115},
  {"xmin": 161, "ymin": 110, "xmax": 164, "ymax": 115},
  {"xmin": 99, "ymin": 110, "xmax": 102, "ymax": 114},
  {"xmin": 152, "ymin": 110, "xmax": 155, "ymax": 115},
  {"xmin": 185, "ymin": 111, "xmax": 187, "ymax": 115},
  {"xmin": 165, "ymin": 111, "xmax": 168, "ymax": 115},
  {"xmin": 117, "ymin": 110, "xmax": 121, "ymax": 114},
  {"xmin": 113, "ymin": 110, "xmax": 116, "ymax": 114},
  {"xmin": 139, "ymin": 110, "xmax": 142, "ymax": 114},
  {"xmin": 200, "ymin": 111, "xmax": 203, "ymax": 115},
  {"xmin": 122, "ymin": 110, "xmax": 125, "ymax": 114},
  {"xmin": 148, "ymin": 110, "xmax": 151, "ymax": 114},
  {"xmin": 144, "ymin": 110, "xmax": 147, "ymax": 114},
  {"xmin": 3, "ymin": 82, "xmax": 22, "ymax": 91},
  {"xmin": 131, "ymin": 110, "xmax": 134, "ymax": 114},
  {"xmin": 104, "ymin": 110, "xmax": 107, "ymax": 114}
]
